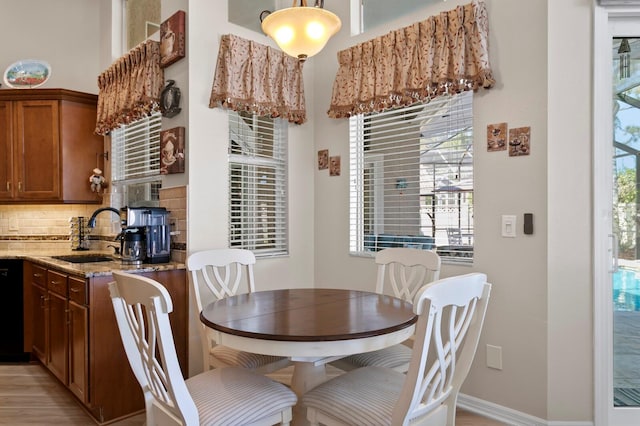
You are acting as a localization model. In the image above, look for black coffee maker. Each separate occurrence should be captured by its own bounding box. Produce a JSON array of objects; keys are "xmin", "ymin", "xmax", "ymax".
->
[{"xmin": 120, "ymin": 207, "xmax": 171, "ymax": 264}]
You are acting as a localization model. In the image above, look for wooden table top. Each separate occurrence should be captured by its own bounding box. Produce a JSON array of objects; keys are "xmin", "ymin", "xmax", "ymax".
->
[{"xmin": 200, "ymin": 288, "xmax": 417, "ymax": 342}]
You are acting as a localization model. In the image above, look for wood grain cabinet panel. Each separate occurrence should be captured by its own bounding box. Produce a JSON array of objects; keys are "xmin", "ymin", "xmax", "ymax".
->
[
  {"xmin": 23, "ymin": 262, "xmax": 187, "ymax": 424},
  {"xmin": 0, "ymin": 101, "xmax": 13, "ymax": 199},
  {"xmin": 68, "ymin": 298, "xmax": 88, "ymax": 404},
  {"xmin": 0, "ymin": 89, "xmax": 103, "ymax": 203},
  {"xmin": 30, "ymin": 281, "xmax": 47, "ymax": 362},
  {"xmin": 47, "ymin": 290, "xmax": 68, "ymax": 384}
]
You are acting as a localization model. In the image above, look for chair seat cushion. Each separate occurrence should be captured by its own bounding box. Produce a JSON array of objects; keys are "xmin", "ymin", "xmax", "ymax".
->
[
  {"xmin": 302, "ymin": 366, "xmax": 404, "ymax": 426},
  {"xmin": 342, "ymin": 343, "xmax": 412, "ymax": 369},
  {"xmin": 187, "ymin": 367, "xmax": 297, "ymax": 425},
  {"xmin": 212, "ymin": 345, "xmax": 287, "ymax": 369}
]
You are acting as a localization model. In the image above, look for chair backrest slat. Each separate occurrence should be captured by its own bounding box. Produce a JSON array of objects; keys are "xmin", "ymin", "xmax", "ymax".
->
[
  {"xmin": 110, "ymin": 271, "xmax": 198, "ymax": 425},
  {"xmin": 392, "ymin": 272, "xmax": 491, "ymax": 425},
  {"xmin": 375, "ymin": 248, "xmax": 441, "ymax": 302},
  {"xmin": 186, "ymin": 248, "xmax": 258, "ymax": 372}
]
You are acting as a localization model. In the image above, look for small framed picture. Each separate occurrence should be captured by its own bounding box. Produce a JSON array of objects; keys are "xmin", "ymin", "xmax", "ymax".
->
[
  {"xmin": 509, "ymin": 126, "xmax": 531, "ymax": 157},
  {"xmin": 330, "ymin": 156, "xmax": 341, "ymax": 176},
  {"xmin": 160, "ymin": 10, "xmax": 186, "ymax": 68},
  {"xmin": 487, "ymin": 122, "xmax": 507, "ymax": 151},
  {"xmin": 160, "ymin": 127, "xmax": 185, "ymax": 174},
  {"xmin": 318, "ymin": 149, "xmax": 329, "ymax": 170}
]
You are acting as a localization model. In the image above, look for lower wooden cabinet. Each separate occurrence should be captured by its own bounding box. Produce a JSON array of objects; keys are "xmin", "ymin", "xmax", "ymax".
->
[
  {"xmin": 68, "ymin": 276, "xmax": 88, "ymax": 404},
  {"xmin": 24, "ymin": 262, "xmax": 187, "ymax": 424},
  {"xmin": 30, "ymin": 280, "xmax": 47, "ymax": 361},
  {"xmin": 47, "ymin": 290, "xmax": 68, "ymax": 384}
]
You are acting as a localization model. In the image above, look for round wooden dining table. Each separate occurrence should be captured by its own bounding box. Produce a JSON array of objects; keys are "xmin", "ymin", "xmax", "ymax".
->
[{"xmin": 199, "ymin": 288, "xmax": 417, "ymax": 399}]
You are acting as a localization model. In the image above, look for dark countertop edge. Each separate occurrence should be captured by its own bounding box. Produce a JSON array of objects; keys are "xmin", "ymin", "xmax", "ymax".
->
[{"xmin": 0, "ymin": 253, "xmax": 185, "ymax": 278}]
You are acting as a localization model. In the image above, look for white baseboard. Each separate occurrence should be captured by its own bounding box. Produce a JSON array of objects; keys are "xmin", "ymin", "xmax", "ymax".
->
[{"xmin": 457, "ymin": 393, "xmax": 594, "ymax": 426}]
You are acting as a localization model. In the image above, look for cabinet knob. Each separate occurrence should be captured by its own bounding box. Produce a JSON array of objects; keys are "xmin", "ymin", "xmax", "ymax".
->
[
  {"xmin": 33, "ymin": 273, "xmax": 43, "ymax": 278},
  {"xmin": 18, "ymin": 181, "xmax": 22, "ymax": 192},
  {"xmin": 5, "ymin": 182, "xmax": 9, "ymax": 192}
]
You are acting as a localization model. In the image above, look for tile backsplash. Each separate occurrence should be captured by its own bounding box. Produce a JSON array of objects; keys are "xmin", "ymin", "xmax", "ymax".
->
[
  {"xmin": 0, "ymin": 204, "xmax": 99, "ymax": 250},
  {"xmin": 0, "ymin": 185, "xmax": 188, "ymax": 261}
]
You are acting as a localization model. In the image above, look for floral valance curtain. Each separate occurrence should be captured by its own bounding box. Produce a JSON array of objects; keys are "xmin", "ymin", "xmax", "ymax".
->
[
  {"xmin": 209, "ymin": 34, "xmax": 306, "ymax": 124},
  {"xmin": 95, "ymin": 40, "xmax": 164, "ymax": 135},
  {"xmin": 328, "ymin": 0, "xmax": 495, "ymax": 118}
]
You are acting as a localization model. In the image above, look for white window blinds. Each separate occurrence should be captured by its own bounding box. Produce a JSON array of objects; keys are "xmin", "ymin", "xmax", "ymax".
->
[
  {"xmin": 111, "ymin": 112, "xmax": 162, "ymax": 183},
  {"xmin": 349, "ymin": 91, "xmax": 474, "ymax": 262},
  {"xmin": 228, "ymin": 110, "xmax": 288, "ymax": 257}
]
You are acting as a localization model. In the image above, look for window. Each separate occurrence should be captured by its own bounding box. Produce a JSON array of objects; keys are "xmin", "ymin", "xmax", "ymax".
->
[
  {"xmin": 111, "ymin": 112, "xmax": 162, "ymax": 207},
  {"xmin": 124, "ymin": 0, "xmax": 160, "ymax": 51},
  {"xmin": 350, "ymin": 91, "xmax": 473, "ymax": 262},
  {"xmin": 228, "ymin": 111, "xmax": 288, "ymax": 257},
  {"xmin": 352, "ymin": 0, "xmax": 442, "ymax": 35}
]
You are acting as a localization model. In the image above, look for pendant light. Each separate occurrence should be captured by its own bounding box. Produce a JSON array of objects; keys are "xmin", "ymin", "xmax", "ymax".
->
[
  {"xmin": 619, "ymin": 38, "xmax": 631, "ymax": 80},
  {"xmin": 261, "ymin": 0, "xmax": 342, "ymax": 62}
]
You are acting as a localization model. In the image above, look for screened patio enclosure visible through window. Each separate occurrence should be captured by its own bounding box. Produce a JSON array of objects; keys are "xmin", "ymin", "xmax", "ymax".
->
[{"xmin": 350, "ymin": 91, "xmax": 473, "ymax": 262}]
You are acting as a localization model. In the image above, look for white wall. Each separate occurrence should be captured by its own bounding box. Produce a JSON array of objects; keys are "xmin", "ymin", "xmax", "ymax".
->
[
  {"xmin": 0, "ymin": 0, "xmax": 101, "ymax": 94},
  {"xmin": 311, "ymin": 0, "xmax": 589, "ymax": 422},
  {"xmin": 186, "ymin": 0, "xmax": 316, "ymax": 290},
  {"xmin": 1, "ymin": 0, "xmax": 597, "ymax": 421},
  {"xmin": 547, "ymin": 0, "xmax": 593, "ymax": 422}
]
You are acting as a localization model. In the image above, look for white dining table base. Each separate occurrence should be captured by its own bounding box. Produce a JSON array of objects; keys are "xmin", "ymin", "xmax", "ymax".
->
[{"xmin": 288, "ymin": 357, "xmax": 341, "ymax": 426}]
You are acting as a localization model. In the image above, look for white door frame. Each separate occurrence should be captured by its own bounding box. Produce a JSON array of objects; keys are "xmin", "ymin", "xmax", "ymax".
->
[{"xmin": 594, "ymin": 5, "xmax": 640, "ymax": 426}]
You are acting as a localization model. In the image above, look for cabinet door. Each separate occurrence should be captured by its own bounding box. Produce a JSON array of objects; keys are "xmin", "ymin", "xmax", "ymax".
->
[
  {"xmin": 68, "ymin": 300, "xmax": 88, "ymax": 403},
  {"xmin": 31, "ymin": 283, "xmax": 47, "ymax": 362},
  {"xmin": 0, "ymin": 101, "xmax": 13, "ymax": 200},
  {"xmin": 14, "ymin": 100, "xmax": 60, "ymax": 200},
  {"xmin": 47, "ymin": 291, "xmax": 68, "ymax": 384}
]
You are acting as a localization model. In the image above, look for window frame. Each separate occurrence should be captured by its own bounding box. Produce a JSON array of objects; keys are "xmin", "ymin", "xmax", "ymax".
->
[
  {"xmin": 349, "ymin": 92, "xmax": 474, "ymax": 263},
  {"xmin": 228, "ymin": 110, "xmax": 289, "ymax": 258},
  {"xmin": 110, "ymin": 111, "xmax": 162, "ymax": 208}
]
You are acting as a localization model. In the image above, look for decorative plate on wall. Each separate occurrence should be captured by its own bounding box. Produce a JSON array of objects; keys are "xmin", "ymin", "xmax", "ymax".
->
[{"xmin": 3, "ymin": 60, "xmax": 51, "ymax": 88}]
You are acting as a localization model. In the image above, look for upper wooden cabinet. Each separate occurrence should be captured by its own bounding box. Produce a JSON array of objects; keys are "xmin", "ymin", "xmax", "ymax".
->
[{"xmin": 0, "ymin": 89, "xmax": 103, "ymax": 203}]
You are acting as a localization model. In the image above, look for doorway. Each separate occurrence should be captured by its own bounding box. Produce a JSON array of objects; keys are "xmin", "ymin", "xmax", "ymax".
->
[{"xmin": 594, "ymin": 6, "xmax": 640, "ymax": 426}]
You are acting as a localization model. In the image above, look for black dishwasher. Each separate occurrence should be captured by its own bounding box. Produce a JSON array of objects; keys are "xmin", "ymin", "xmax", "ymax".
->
[{"xmin": 0, "ymin": 260, "xmax": 29, "ymax": 362}]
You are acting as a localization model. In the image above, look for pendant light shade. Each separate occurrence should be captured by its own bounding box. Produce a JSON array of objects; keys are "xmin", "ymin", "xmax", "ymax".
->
[{"xmin": 261, "ymin": 0, "xmax": 341, "ymax": 62}]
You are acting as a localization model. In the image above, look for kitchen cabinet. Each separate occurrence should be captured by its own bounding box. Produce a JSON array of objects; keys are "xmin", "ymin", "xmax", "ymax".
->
[
  {"xmin": 68, "ymin": 276, "xmax": 88, "ymax": 403},
  {"xmin": 29, "ymin": 267, "xmax": 46, "ymax": 361},
  {"xmin": 27, "ymin": 266, "xmax": 74, "ymax": 385},
  {"xmin": 0, "ymin": 89, "xmax": 103, "ymax": 203},
  {"xmin": 23, "ymin": 261, "xmax": 187, "ymax": 424}
]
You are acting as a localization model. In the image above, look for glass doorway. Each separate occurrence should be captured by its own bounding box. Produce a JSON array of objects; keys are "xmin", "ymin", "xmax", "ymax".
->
[
  {"xmin": 596, "ymin": 9, "xmax": 640, "ymax": 425},
  {"xmin": 612, "ymin": 35, "xmax": 640, "ymax": 408}
]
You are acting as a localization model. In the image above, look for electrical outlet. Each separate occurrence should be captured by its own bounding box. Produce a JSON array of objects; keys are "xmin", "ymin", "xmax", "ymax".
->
[
  {"xmin": 8, "ymin": 217, "xmax": 19, "ymax": 231},
  {"xmin": 486, "ymin": 344, "xmax": 503, "ymax": 370}
]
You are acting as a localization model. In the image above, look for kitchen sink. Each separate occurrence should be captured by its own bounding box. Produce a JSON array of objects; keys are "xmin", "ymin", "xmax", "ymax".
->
[{"xmin": 51, "ymin": 254, "xmax": 115, "ymax": 263}]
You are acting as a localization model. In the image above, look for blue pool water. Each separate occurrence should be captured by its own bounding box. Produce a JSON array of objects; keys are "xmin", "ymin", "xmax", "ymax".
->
[{"xmin": 614, "ymin": 268, "xmax": 640, "ymax": 311}]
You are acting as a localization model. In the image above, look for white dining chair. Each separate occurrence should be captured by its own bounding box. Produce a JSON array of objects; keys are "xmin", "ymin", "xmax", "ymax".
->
[
  {"xmin": 332, "ymin": 247, "xmax": 441, "ymax": 373},
  {"xmin": 303, "ymin": 272, "xmax": 491, "ymax": 426},
  {"xmin": 109, "ymin": 271, "xmax": 297, "ymax": 426},
  {"xmin": 187, "ymin": 249, "xmax": 291, "ymax": 373}
]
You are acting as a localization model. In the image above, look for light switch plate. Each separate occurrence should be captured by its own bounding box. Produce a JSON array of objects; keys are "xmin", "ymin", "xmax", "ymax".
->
[{"xmin": 501, "ymin": 215, "xmax": 516, "ymax": 237}]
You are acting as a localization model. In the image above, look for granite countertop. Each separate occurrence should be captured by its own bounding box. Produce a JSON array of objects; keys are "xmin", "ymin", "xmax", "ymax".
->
[{"xmin": 0, "ymin": 249, "xmax": 185, "ymax": 278}]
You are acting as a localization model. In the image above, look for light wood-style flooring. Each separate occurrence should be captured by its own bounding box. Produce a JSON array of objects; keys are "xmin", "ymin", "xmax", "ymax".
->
[{"xmin": 0, "ymin": 363, "xmax": 506, "ymax": 425}]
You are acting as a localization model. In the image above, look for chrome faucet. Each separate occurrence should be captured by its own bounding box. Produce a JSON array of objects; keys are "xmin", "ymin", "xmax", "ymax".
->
[{"xmin": 88, "ymin": 207, "xmax": 123, "ymax": 229}]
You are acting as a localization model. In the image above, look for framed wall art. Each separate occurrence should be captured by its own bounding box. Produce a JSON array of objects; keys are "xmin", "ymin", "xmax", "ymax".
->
[
  {"xmin": 318, "ymin": 149, "xmax": 328, "ymax": 170},
  {"xmin": 330, "ymin": 155, "xmax": 341, "ymax": 176},
  {"xmin": 509, "ymin": 126, "xmax": 531, "ymax": 157},
  {"xmin": 160, "ymin": 127, "xmax": 185, "ymax": 174},
  {"xmin": 487, "ymin": 122, "xmax": 507, "ymax": 152},
  {"xmin": 160, "ymin": 10, "xmax": 186, "ymax": 68}
]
